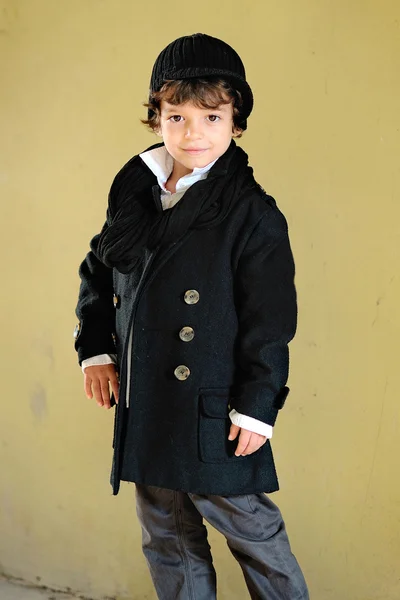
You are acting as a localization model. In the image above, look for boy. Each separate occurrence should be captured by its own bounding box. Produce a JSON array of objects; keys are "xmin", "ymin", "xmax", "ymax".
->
[{"xmin": 74, "ymin": 33, "xmax": 309, "ymax": 599}]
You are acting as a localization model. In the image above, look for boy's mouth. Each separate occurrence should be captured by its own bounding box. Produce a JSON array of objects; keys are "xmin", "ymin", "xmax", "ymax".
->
[{"xmin": 182, "ymin": 148, "xmax": 208, "ymax": 155}]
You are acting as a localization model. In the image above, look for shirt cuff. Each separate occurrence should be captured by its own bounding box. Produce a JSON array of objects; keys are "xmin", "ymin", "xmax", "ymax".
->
[
  {"xmin": 81, "ymin": 354, "xmax": 117, "ymax": 373},
  {"xmin": 229, "ymin": 409, "xmax": 273, "ymax": 438}
]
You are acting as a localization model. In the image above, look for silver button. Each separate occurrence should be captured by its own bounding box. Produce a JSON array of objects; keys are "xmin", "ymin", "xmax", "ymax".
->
[
  {"xmin": 174, "ymin": 365, "xmax": 191, "ymax": 381},
  {"xmin": 179, "ymin": 326, "xmax": 195, "ymax": 342},
  {"xmin": 184, "ymin": 289, "xmax": 200, "ymax": 305},
  {"xmin": 73, "ymin": 322, "xmax": 81, "ymax": 339}
]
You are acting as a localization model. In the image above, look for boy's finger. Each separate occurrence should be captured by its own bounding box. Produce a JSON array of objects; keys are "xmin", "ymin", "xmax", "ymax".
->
[
  {"xmin": 241, "ymin": 440, "xmax": 260, "ymax": 456},
  {"xmin": 241, "ymin": 435, "xmax": 267, "ymax": 456},
  {"xmin": 92, "ymin": 380, "xmax": 104, "ymax": 407},
  {"xmin": 235, "ymin": 430, "xmax": 251, "ymax": 456},
  {"xmin": 84, "ymin": 376, "xmax": 93, "ymax": 399},
  {"xmin": 110, "ymin": 374, "xmax": 119, "ymax": 404},
  {"xmin": 100, "ymin": 378, "xmax": 111, "ymax": 409},
  {"xmin": 228, "ymin": 423, "xmax": 240, "ymax": 441}
]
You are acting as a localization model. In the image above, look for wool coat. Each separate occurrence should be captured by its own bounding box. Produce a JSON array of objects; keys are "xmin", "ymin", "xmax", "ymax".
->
[{"xmin": 74, "ymin": 145, "xmax": 298, "ymax": 496}]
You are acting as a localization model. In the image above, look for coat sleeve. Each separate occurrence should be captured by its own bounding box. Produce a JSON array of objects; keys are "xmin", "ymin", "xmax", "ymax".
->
[
  {"xmin": 231, "ymin": 207, "xmax": 298, "ymax": 426},
  {"xmin": 74, "ymin": 222, "xmax": 117, "ymax": 366}
]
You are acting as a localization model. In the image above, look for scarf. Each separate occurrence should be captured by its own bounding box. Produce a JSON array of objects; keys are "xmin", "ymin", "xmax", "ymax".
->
[{"xmin": 93, "ymin": 140, "xmax": 257, "ymax": 274}]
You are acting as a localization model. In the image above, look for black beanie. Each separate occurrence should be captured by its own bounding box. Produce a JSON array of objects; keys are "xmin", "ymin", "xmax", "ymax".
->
[{"xmin": 148, "ymin": 33, "xmax": 254, "ymax": 130}]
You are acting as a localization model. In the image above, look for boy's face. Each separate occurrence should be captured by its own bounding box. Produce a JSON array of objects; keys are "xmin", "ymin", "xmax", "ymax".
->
[{"xmin": 157, "ymin": 99, "xmax": 238, "ymax": 173}]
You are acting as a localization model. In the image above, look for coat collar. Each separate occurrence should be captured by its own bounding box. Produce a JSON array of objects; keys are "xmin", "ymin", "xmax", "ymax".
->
[{"xmin": 139, "ymin": 144, "xmax": 217, "ymax": 196}]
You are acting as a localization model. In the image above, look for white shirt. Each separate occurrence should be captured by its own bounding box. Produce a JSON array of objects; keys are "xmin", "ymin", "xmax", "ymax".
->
[{"xmin": 81, "ymin": 146, "xmax": 273, "ymax": 439}]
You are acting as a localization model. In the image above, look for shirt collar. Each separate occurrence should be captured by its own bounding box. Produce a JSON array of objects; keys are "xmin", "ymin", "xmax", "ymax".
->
[{"xmin": 139, "ymin": 145, "xmax": 217, "ymax": 195}]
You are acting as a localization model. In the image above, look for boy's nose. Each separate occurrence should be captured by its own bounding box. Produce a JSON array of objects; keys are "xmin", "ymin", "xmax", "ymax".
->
[{"xmin": 184, "ymin": 121, "xmax": 203, "ymax": 139}]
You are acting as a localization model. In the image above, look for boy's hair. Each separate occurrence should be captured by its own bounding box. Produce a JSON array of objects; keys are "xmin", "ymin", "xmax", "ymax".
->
[{"xmin": 142, "ymin": 77, "xmax": 244, "ymax": 138}]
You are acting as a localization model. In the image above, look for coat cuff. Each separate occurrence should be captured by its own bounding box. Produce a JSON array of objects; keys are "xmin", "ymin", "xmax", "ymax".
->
[
  {"xmin": 74, "ymin": 319, "xmax": 117, "ymax": 366},
  {"xmin": 231, "ymin": 386, "xmax": 290, "ymax": 427}
]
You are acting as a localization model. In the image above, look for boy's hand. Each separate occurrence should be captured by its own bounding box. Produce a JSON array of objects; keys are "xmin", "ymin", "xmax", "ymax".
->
[
  {"xmin": 228, "ymin": 424, "xmax": 267, "ymax": 456},
  {"xmin": 83, "ymin": 364, "xmax": 119, "ymax": 409}
]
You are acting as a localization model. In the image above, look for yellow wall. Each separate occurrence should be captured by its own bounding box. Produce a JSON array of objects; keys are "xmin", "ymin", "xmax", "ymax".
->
[{"xmin": 1, "ymin": 1, "xmax": 399, "ymax": 598}]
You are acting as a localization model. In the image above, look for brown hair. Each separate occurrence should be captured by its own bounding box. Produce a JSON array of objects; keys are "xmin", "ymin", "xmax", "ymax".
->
[{"xmin": 142, "ymin": 78, "xmax": 244, "ymax": 138}]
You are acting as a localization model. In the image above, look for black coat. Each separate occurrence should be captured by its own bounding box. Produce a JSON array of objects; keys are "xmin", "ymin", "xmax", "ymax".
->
[{"xmin": 74, "ymin": 147, "xmax": 297, "ymax": 496}]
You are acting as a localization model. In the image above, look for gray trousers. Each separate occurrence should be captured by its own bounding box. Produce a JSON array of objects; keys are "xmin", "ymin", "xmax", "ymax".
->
[{"xmin": 135, "ymin": 484, "xmax": 309, "ymax": 600}]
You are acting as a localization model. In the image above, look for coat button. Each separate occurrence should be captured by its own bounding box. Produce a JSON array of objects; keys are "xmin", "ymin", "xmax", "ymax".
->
[
  {"xmin": 179, "ymin": 326, "xmax": 195, "ymax": 342},
  {"xmin": 184, "ymin": 289, "xmax": 200, "ymax": 305},
  {"xmin": 113, "ymin": 294, "xmax": 120, "ymax": 308},
  {"xmin": 73, "ymin": 322, "xmax": 81, "ymax": 339},
  {"xmin": 174, "ymin": 365, "xmax": 191, "ymax": 380}
]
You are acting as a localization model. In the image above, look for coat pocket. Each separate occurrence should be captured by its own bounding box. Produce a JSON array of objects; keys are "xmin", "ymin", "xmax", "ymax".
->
[{"xmin": 198, "ymin": 388, "xmax": 247, "ymax": 463}]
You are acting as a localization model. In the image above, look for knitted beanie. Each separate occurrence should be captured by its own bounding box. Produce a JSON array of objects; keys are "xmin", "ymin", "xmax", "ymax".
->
[{"xmin": 148, "ymin": 33, "xmax": 253, "ymax": 130}]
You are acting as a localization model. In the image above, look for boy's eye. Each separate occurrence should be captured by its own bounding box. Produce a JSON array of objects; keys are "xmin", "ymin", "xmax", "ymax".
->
[
  {"xmin": 207, "ymin": 115, "xmax": 221, "ymax": 122},
  {"xmin": 169, "ymin": 115, "xmax": 183, "ymax": 123}
]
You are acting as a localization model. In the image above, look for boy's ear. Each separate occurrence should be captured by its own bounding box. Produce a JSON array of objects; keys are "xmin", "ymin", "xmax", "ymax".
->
[
  {"xmin": 154, "ymin": 126, "xmax": 163, "ymax": 137},
  {"xmin": 232, "ymin": 126, "xmax": 242, "ymax": 138}
]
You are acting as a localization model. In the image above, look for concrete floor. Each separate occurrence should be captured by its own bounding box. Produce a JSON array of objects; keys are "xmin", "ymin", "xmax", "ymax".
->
[{"xmin": 0, "ymin": 579, "xmax": 79, "ymax": 600}]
